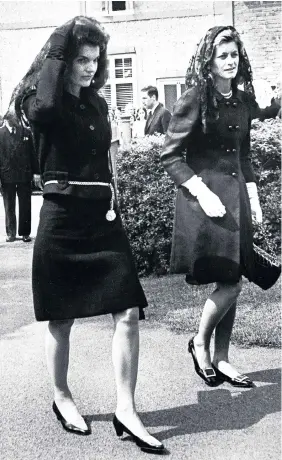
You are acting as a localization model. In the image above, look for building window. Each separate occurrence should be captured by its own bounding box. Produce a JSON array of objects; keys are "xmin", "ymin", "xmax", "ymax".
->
[
  {"xmin": 157, "ymin": 78, "xmax": 186, "ymax": 112},
  {"xmin": 100, "ymin": 54, "xmax": 136, "ymax": 112},
  {"xmin": 101, "ymin": 0, "xmax": 133, "ymax": 14}
]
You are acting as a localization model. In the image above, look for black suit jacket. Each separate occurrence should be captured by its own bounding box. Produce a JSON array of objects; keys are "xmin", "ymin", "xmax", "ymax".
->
[{"xmin": 144, "ymin": 103, "xmax": 171, "ymax": 135}]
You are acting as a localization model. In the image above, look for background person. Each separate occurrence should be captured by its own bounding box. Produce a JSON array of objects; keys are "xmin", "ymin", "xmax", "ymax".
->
[
  {"xmin": 160, "ymin": 26, "xmax": 268, "ymax": 389},
  {"xmin": 132, "ymin": 107, "xmax": 147, "ymax": 138},
  {"xmin": 12, "ymin": 16, "xmax": 163, "ymax": 454},
  {"xmin": 0, "ymin": 111, "xmax": 40, "ymax": 242},
  {"xmin": 141, "ymin": 85, "xmax": 171, "ymax": 135}
]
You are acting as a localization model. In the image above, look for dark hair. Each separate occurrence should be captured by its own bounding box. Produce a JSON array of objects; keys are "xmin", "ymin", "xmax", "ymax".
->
[
  {"xmin": 185, "ymin": 26, "xmax": 254, "ymax": 132},
  {"xmin": 7, "ymin": 16, "xmax": 110, "ymax": 121},
  {"xmin": 141, "ymin": 85, "xmax": 159, "ymax": 100},
  {"xmin": 65, "ymin": 16, "xmax": 110, "ymax": 90}
]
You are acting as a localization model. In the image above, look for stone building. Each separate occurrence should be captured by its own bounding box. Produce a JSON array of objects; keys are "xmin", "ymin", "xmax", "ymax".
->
[{"xmin": 0, "ymin": 1, "xmax": 280, "ymax": 114}]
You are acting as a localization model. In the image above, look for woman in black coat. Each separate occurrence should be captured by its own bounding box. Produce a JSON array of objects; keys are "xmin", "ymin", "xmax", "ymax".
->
[
  {"xmin": 161, "ymin": 26, "xmax": 265, "ymax": 388},
  {"xmin": 12, "ymin": 17, "xmax": 163, "ymax": 453}
]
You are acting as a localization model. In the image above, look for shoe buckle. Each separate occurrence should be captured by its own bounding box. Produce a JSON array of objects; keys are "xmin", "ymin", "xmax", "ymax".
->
[{"xmin": 203, "ymin": 368, "xmax": 216, "ymax": 378}]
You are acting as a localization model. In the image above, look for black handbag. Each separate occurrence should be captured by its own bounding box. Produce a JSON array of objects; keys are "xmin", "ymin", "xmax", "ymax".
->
[{"xmin": 251, "ymin": 243, "xmax": 281, "ymax": 290}]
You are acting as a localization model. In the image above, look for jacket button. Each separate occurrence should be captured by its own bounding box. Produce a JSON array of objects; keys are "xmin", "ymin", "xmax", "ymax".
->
[
  {"xmin": 226, "ymin": 149, "xmax": 231, "ymax": 153},
  {"xmin": 225, "ymin": 101, "xmax": 230, "ymax": 106},
  {"xmin": 89, "ymin": 125, "xmax": 95, "ymax": 131},
  {"xmin": 91, "ymin": 148, "xmax": 97, "ymax": 155},
  {"xmin": 232, "ymin": 102, "xmax": 237, "ymax": 107},
  {"xmin": 235, "ymin": 125, "xmax": 240, "ymax": 130},
  {"xmin": 228, "ymin": 125, "xmax": 233, "ymax": 130},
  {"xmin": 80, "ymin": 104, "xmax": 85, "ymax": 110},
  {"xmin": 232, "ymin": 172, "xmax": 237, "ymax": 177},
  {"xmin": 232, "ymin": 149, "xmax": 236, "ymax": 152}
]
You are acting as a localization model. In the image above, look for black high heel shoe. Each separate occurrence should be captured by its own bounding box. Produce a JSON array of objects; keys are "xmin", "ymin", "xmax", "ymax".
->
[
  {"xmin": 212, "ymin": 365, "xmax": 254, "ymax": 388},
  {"xmin": 113, "ymin": 415, "xmax": 165, "ymax": 454},
  {"xmin": 188, "ymin": 338, "xmax": 220, "ymax": 387},
  {"xmin": 52, "ymin": 401, "xmax": 91, "ymax": 435}
]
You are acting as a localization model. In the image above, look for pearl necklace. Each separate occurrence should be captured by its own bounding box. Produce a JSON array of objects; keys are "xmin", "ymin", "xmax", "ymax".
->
[{"xmin": 220, "ymin": 89, "xmax": 233, "ymax": 99}]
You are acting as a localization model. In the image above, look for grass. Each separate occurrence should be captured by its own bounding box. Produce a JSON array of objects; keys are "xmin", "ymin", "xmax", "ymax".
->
[{"xmin": 140, "ymin": 274, "xmax": 281, "ymax": 348}]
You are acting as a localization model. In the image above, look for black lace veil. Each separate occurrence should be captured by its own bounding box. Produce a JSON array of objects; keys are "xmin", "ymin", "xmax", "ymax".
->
[
  {"xmin": 185, "ymin": 25, "xmax": 255, "ymax": 132},
  {"xmin": 6, "ymin": 16, "xmax": 109, "ymax": 123}
]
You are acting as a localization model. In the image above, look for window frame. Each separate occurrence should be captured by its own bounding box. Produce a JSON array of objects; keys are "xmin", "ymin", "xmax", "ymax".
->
[
  {"xmin": 101, "ymin": 0, "xmax": 134, "ymax": 15},
  {"xmin": 157, "ymin": 77, "xmax": 186, "ymax": 109},
  {"xmin": 102, "ymin": 53, "xmax": 137, "ymax": 111}
]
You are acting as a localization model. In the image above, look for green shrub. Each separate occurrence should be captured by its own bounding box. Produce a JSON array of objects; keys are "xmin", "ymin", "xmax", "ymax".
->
[{"xmin": 117, "ymin": 118, "xmax": 281, "ymax": 275}]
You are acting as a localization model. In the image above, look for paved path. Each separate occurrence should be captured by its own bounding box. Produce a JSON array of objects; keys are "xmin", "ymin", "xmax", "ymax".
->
[{"xmin": 0, "ymin": 196, "xmax": 281, "ymax": 460}]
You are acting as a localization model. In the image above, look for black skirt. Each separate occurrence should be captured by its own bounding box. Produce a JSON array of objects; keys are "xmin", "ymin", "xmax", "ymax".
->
[{"xmin": 32, "ymin": 195, "xmax": 147, "ymax": 321}]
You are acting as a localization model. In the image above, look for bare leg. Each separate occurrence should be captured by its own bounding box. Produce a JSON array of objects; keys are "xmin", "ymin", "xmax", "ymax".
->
[
  {"xmin": 112, "ymin": 307, "xmax": 162, "ymax": 447},
  {"xmin": 193, "ymin": 280, "xmax": 242, "ymax": 371},
  {"xmin": 213, "ymin": 299, "xmax": 244, "ymax": 378},
  {"xmin": 46, "ymin": 319, "xmax": 87, "ymax": 430}
]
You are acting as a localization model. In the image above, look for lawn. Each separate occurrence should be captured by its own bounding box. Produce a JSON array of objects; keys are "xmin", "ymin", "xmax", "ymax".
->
[{"xmin": 141, "ymin": 274, "xmax": 281, "ymax": 348}]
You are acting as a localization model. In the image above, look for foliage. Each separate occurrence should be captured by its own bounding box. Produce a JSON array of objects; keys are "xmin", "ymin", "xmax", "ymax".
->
[
  {"xmin": 117, "ymin": 118, "xmax": 281, "ymax": 275},
  {"xmin": 117, "ymin": 135, "xmax": 175, "ymax": 276},
  {"xmin": 250, "ymin": 118, "xmax": 281, "ymax": 255}
]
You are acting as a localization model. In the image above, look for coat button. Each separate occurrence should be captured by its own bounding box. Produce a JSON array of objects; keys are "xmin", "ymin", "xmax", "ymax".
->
[
  {"xmin": 80, "ymin": 104, "xmax": 85, "ymax": 109},
  {"xmin": 232, "ymin": 149, "xmax": 236, "ymax": 152},
  {"xmin": 91, "ymin": 148, "xmax": 97, "ymax": 155},
  {"xmin": 225, "ymin": 101, "xmax": 230, "ymax": 106},
  {"xmin": 93, "ymin": 173, "xmax": 99, "ymax": 180},
  {"xmin": 232, "ymin": 102, "xmax": 237, "ymax": 107},
  {"xmin": 235, "ymin": 125, "xmax": 240, "ymax": 130},
  {"xmin": 89, "ymin": 125, "xmax": 95, "ymax": 131},
  {"xmin": 228, "ymin": 125, "xmax": 233, "ymax": 130},
  {"xmin": 232, "ymin": 172, "xmax": 237, "ymax": 177}
]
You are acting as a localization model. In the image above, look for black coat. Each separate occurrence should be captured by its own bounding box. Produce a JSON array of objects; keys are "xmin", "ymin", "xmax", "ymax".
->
[
  {"xmin": 144, "ymin": 103, "xmax": 171, "ymax": 135},
  {"xmin": 23, "ymin": 58, "xmax": 112, "ymax": 201},
  {"xmin": 160, "ymin": 87, "xmax": 260, "ymax": 284},
  {"xmin": 0, "ymin": 122, "xmax": 38, "ymax": 183}
]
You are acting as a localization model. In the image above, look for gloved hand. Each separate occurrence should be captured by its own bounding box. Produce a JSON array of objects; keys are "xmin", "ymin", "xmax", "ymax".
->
[
  {"xmin": 48, "ymin": 18, "xmax": 76, "ymax": 59},
  {"xmin": 246, "ymin": 182, "xmax": 262, "ymax": 223},
  {"xmin": 182, "ymin": 175, "xmax": 226, "ymax": 218},
  {"xmin": 33, "ymin": 174, "xmax": 43, "ymax": 190}
]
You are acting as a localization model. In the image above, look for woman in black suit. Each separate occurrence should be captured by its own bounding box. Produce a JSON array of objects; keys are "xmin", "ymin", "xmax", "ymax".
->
[
  {"xmin": 12, "ymin": 16, "xmax": 163, "ymax": 453},
  {"xmin": 161, "ymin": 26, "xmax": 266, "ymax": 388}
]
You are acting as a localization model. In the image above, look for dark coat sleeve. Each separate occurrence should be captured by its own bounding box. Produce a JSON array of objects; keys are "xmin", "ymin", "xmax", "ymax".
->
[
  {"xmin": 248, "ymin": 94, "xmax": 281, "ymax": 121},
  {"xmin": 161, "ymin": 109, "xmax": 171, "ymax": 133},
  {"xmin": 240, "ymin": 115, "xmax": 256, "ymax": 184},
  {"xmin": 23, "ymin": 58, "xmax": 66, "ymax": 124},
  {"xmin": 160, "ymin": 87, "xmax": 200, "ymax": 186}
]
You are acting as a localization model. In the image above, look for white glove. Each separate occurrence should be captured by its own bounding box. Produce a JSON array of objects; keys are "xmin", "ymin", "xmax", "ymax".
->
[
  {"xmin": 182, "ymin": 175, "xmax": 226, "ymax": 218},
  {"xmin": 33, "ymin": 174, "xmax": 43, "ymax": 190},
  {"xmin": 246, "ymin": 182, "xmax": 262, "ymax": 223}
]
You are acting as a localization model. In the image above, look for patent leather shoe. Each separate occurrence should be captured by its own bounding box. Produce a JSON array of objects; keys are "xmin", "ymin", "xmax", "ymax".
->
[
  {"xmin": 52, "ymin": 401, "xmax": 91, "ymax": 435},
  {"xmin": 212, "ymin": 365, "xmax": 254, "ymax": 388},
  {"xmin": 188, "ymin": 337, "xmax": 220, "ymax": 387},
  {"xmin": 113, "ymin": 415, "xmax": 165, "ymax": 454}
]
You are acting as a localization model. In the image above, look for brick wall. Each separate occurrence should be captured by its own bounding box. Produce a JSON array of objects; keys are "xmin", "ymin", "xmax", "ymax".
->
[{"xmin": 233, "ymin": 1, "xmax": 281, "ymax": 86}]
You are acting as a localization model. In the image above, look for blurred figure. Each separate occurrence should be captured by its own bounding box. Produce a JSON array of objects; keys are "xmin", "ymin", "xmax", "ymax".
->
[
  {"xmin": 132, "ymin": 107, "xmax": 147, "ymax": 138},
  {"xmin": 0, "ymin": 111, "xmax": 40, "ymax": 242},
  {"xmin": 141, "ymin": 86, "xmax": 171, "ymax": 135}
]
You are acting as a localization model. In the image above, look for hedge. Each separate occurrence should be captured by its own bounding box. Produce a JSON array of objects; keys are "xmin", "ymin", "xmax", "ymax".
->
[{"xmin": 117, "ymin": 118, "xmax": 281, "ymax": 276}]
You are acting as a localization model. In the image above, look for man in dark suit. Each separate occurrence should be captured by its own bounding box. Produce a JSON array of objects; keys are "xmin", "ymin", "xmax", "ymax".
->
[
  {"xmin": 0, "ymin": 112, "xmax": 40, "ymax": 242},
  {"xmin": 141, "ymin": 86, "xmax": 171, "ymax": 135}
]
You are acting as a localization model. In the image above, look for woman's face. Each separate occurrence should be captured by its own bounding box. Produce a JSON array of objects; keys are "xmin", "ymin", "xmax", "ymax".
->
[
  {"xmin": 211, "ymin": 40, "xmax": 239, "ymax": 82},
  {"xmin": 65, "ymin": 44, "xmax": 100, "ymax": 90}
]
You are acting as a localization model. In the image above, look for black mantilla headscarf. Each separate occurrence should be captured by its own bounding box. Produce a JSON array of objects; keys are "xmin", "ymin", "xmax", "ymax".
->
[
  {"xmin": 6, "ymin": 16, "xmax": 110, "ymax": 124},
  {"xmin": 185, "ymin": 25, "xmax": 255, "ymax": 132}
]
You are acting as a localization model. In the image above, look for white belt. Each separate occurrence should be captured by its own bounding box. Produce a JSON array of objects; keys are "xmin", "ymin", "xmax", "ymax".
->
[{"xmin": 44, "ymin": 180, "xmax": 116, "ymax": 221}]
